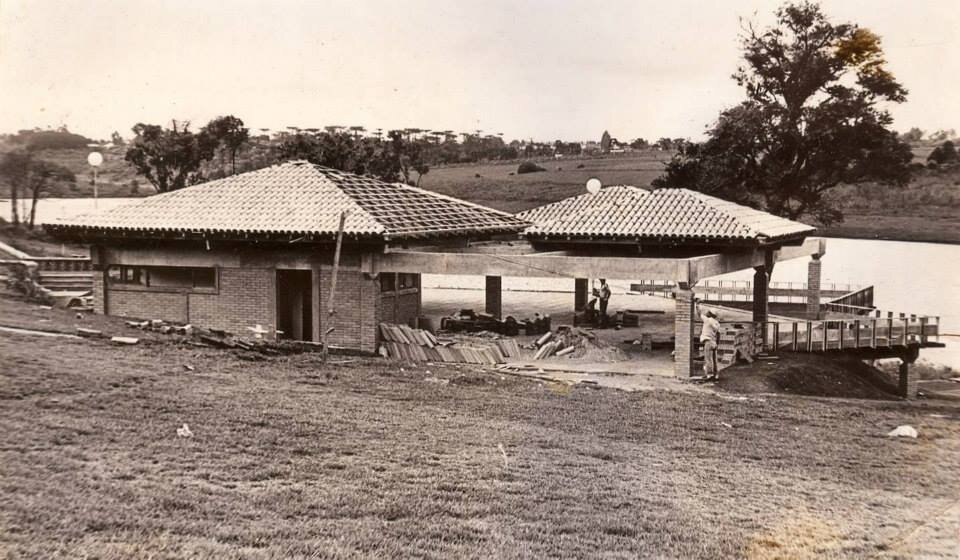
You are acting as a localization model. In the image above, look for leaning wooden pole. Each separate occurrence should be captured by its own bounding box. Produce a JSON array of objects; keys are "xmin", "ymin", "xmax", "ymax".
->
[{"xmin": 321, "ymin": 210, "xmax": 348, "ymax": 363}]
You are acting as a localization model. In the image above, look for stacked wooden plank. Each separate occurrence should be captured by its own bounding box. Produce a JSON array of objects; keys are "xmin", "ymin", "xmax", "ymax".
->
[
  {"xmin": 378, "ymin": 323, "xmax": 521, "ymax": 364},
  {"xmin": 716, "ymin": 325, "xmax": 757, "ymax": 371}
]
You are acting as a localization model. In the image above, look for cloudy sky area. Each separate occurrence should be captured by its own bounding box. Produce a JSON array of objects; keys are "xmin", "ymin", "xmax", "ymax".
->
[{"xmin": 0, "ymin": 0, "xmax": 956, "ymax": 142}]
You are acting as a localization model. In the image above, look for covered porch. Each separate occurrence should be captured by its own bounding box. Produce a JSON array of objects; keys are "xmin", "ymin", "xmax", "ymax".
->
[{"xmin": 363, "ymin": 237, "xmax": 826, "ymax": 378}]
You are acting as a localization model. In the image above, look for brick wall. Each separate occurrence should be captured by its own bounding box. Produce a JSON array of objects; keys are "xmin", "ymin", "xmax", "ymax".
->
[
  {"xmin": 92, "ymin": 268, "xmax": 106, "ymax": 315},
  {"xmin": 96, "ymin": 246, "xmax": 387, "ymax": 353},
  {"xmin": 674, "ymin": 286, "xmax": 695, "ymax": 377},
  {"xmin": 107, "ymin": 289, "xmax": 189, "ymax": 323},
  {"xmin": 190, "ymin": 267, "xmax": 274, "ymax": 336},
  {"xmin": 317, "ymin": 259, "xmax": 381, "ymax": 353}
]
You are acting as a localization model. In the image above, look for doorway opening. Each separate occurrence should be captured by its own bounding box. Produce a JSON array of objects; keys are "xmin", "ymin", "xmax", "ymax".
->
[{"xmin": 276, "ymin": 269, "xmax": 313, "ymax": 341}]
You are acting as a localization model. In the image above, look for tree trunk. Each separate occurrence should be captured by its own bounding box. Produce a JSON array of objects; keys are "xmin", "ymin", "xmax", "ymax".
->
[
  {"xmin": 28, "ymin": 180, "xmax": 44, "ymax": 229},
  {"xmin": 10, "ymin": 183, "xmax": 19, "ymax": 226}
]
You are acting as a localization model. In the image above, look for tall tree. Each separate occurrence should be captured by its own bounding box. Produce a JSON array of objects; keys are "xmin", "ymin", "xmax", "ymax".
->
[
  {"xmin": 0, "ymin": 151, "xmax": 75, "ymax": 228},
  {"xmin": 125, "ymin": 121, "xmax": 218, "ymax": 193},
  {"xmin": 653, "ymin": 1, "xmax": 912, "ymax": 224},
  {"xmin": 202, "ymin": 115, "xmax": 250, "ymax": 174}
]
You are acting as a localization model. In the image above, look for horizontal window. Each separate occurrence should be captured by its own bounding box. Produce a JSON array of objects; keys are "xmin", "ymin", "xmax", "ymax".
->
[
  {"xmin": 398, "ymin": 273, "xmax": 419, "ymax": 290},
  {"xmin": 107, "ymin": 266, "xmax": 217, "ymax": 291},
  {"xmin": 380, "ymin": 272, "xmax": 419, "ymax": 293}
]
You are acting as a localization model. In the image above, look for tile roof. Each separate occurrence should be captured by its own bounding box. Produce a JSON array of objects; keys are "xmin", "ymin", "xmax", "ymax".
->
[
  {"xmin": 517, "ymin": 186, "xmax": 815, "ymax": 244},
  {"xmin": 50, "ymin": 161, "xmax": 528, "ymax": 241}
]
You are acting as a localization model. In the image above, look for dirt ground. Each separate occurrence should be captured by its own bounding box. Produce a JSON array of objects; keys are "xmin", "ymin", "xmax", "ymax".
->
[{"xmin": 2, "ymin": 293, "xmax": 960, "ymax": 559}]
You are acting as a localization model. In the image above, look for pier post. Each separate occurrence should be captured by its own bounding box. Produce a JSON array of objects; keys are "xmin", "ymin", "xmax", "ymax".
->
[
  {"xmin": 485, "ymin": 276, "xmax": 502, "ymax": 319},
  {"xmin": 752, "ymin": 267, "xmax": 769, "ymax": 324},
  {"xmin": 674, "ymin": 283, "xmax": 696, "ymax": 378},
  {"xmin": 806, "ymin": 255, "xmax": 822, "ymax": 319},
  {"xmin": 574, "ymin": 278, "xmax": 589, "ymax": 311}
]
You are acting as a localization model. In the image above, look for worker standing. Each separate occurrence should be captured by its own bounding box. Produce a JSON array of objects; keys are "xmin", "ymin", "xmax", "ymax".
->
[
  {"xmin": 598, "ymin": 279, "xmax": 611, "ymax": 326},
  {"xmin": 698, "ymin": 303, "xmax": 721, "ymax": 379}
]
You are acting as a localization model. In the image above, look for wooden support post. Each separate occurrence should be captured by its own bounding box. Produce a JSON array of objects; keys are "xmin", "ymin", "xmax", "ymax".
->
[
  {"xmin": 772, "ymin": 322, "xmax": 780, "ymax": 353},
  {"xmin": 574, "ymin": 278, "xmax": 589, "ymax": 311},
  {"xmin": 485, "ymin": 276, "xmax": 503, "ymax": 319},
  {"xmin": 887, "ymin": 317, "xmax": 893, "ymax": 348},
  {"xmin": 870, "ymin": 319, "xmax": 877, "ymax": 348},
  {"xmin": 806, "ymin": 322, "xmax": 813, "ymax": 352},
  {"xmin": 321, "ymin": 211, "xmax": 347, "ymax": 362},
  {"xmin": 791, "ymin": 322, "xmax": 798, "ymax": 351},
  {"xmin": 822, "ymin": 322, "xmax": 828, "ymax": 352},
  {"xmin": 920, "ymin": 317, "xmax": 927, "ymax": 344},
  {"xmin": 854, "ymin": 320, "xmax": 861, "ymax": 348},
  {"xmin": 839, "ymin": 320, "xmax": 845, "ymax": 349}
]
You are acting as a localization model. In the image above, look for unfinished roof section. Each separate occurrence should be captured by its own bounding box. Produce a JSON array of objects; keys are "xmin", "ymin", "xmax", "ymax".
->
[
  {"xmin": 518, "ymin": 186, "xmax": 816, "ymax": 245},
  {"xmin": 48, "ymin": 161, "xmax": 528, "ymax": 242}
]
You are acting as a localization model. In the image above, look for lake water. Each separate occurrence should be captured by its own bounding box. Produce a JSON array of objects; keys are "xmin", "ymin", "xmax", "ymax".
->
[
  {"xmin": 5, "ymin": 198, "xmax": 957, "ymax": 369},
  {"xmin": 424, "ymin": 238, "xmax": 959, "ymax": 370}
]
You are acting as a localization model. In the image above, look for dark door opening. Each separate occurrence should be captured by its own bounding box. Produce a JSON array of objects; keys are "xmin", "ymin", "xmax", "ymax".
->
[{"xmin": 276, "ymin": 269, "xmax": 313, "ymax": 341}]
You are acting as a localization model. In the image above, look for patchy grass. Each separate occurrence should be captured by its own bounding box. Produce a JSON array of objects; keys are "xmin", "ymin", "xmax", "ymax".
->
[
  {"xmin": 1, "ymin": 293, "xmax": 959, "ymax": 558},
  {"xmin": 419, "ymin": 152, "xmax": 671, "ymax": 214}
]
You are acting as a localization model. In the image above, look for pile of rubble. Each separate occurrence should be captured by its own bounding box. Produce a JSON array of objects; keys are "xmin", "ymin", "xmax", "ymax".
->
[{"xmin": 530, "ymin": 325, "xmax": 628, "ymax": 362}]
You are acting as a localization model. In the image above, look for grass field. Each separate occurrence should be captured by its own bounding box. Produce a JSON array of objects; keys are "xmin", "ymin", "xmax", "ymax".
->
[
  {"xmin": 2, "ymin": 293, "xmax": 959, "ymax": 558},
  {"xmin": 420, "ymin": 152, "xmax": 671, "ymax": 214}
]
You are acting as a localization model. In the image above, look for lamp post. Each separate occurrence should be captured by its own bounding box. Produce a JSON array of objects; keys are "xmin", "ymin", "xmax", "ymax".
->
[{"xmin": 87, "ymin": 151, "xmax": 103, "ymax": 208}]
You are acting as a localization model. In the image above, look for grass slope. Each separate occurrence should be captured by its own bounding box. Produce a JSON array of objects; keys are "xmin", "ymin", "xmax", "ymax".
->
[{"xmin": 1, "ymin": 294, "xmax": 959, "ymax": 558}]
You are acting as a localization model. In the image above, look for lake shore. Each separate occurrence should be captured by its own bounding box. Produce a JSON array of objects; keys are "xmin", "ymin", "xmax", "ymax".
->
[{"xmin": 818, "ymin": 213, "xmax": 960, "ymax": 245}]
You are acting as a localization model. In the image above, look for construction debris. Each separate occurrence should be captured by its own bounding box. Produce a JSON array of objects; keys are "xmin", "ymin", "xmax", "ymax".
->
[
  {"xmin": 887, "ymin": 425, "xmax": 918, "ymax": 438},
  {"xmin": 379, "ymin": 322, "xmax": 522, "ymax": 364},
  {"xmin": 176, "ymin": 423, "xmax": 194, "ymax": 438},
  {"xmin": 76, "ymin": 327, "xmax": 102, "ymax": 338},
  {"xmin": 531, "ymin": 325, "xmax": 628, "ymax": 362},
  {"xmin": 110, "ymin": 336, "xmax": 139, "ymax": 345}
]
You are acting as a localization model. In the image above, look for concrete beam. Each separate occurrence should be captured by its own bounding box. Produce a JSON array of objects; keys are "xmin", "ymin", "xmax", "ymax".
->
[
  {"xmin": 776, "ymin": 237, "xmax": 826, "ymax": 261},
  {"xmin": 372, "ymin": 250, "xmax": 691, "ymax": 281}
]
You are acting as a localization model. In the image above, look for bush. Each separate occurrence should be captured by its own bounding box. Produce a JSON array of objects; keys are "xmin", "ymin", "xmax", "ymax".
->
[{"xmin": 517, "ymin": 161, "xmax": 546, "ymax": 174}]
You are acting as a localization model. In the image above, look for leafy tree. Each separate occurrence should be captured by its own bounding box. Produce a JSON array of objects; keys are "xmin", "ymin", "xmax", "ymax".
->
[
  {"xmin": 0, "ymin": 151, "xmax": 75, "ymax": 228},
  {"xmin": 600, "ymin": 130, "xmax": 612, "ymax": 152},
  {"xmin": 653, "ymin": 1, "xmax": 913, "ymax": 224},
  {"xmin": 125, "ymin": 121, "xmax": 218, "ymax": 193},
  {"xmin": 11, "ymin": 127, "xmax": 94, "ymax": 151},
  {"xmin": 927, "ymin": 141, "xmax": 958, "ymax": 165},
  {"xmin": 110, "ymin": 131, "xmax": 126, "ymax": 147},
  {"xmin": 899, "ymin": 127, "xmax": 924, "ymax": 143},
  {"xmin": 630, "ymin": 138, "xmax": 649, "ymax": 150},
  {"xmin": 202, "ymin": 115, "xmax": 250, "ymax": 174}
]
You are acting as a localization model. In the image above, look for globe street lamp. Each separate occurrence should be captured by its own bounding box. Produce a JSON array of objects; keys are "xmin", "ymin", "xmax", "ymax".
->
[{"xmin": 87, "ymin": 151, "xmax": 103, "ymax": 208}]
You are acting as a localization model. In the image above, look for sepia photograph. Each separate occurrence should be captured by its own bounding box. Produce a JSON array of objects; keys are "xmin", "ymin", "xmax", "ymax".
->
[{"xmin": 0, "ymin": 0, "xmax": 958, "ymax": 557}]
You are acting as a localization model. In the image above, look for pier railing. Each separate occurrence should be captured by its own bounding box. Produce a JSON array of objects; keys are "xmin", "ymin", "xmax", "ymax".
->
[{"xmin": 630, "ymin": 279, "xmax": 863, "ymax": 304}]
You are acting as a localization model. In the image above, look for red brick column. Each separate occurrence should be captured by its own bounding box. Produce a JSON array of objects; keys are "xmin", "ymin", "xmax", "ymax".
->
[
  {"xmin": 806, "ymin": 256, "xmax": 822, "ymax": 319},
  {"xmin": 674, "ymin": 284, "xmax": 696, "ymax": 377}
]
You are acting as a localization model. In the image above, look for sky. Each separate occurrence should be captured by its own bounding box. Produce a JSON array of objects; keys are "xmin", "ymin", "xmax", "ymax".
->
[{"xmin": 0, "ymin": 0, "xmax": 957, "ymax": 142}]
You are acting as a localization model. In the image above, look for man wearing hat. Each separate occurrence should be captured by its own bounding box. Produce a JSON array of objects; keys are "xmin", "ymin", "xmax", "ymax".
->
[{"xmin": 698, "ymin": 303, "xmax": 721, "ymax": 379}]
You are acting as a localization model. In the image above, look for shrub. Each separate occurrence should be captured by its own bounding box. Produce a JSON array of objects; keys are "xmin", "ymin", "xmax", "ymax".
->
[{"xmin": 517, "ymin": 161, "xmax": 546, "ymax": 174}]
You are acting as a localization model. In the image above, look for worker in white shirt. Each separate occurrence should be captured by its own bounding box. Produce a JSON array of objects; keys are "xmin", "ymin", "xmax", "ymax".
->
[{"xmin": 698, "ymin": 302, "xmax": 721, "ymax": 379}]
